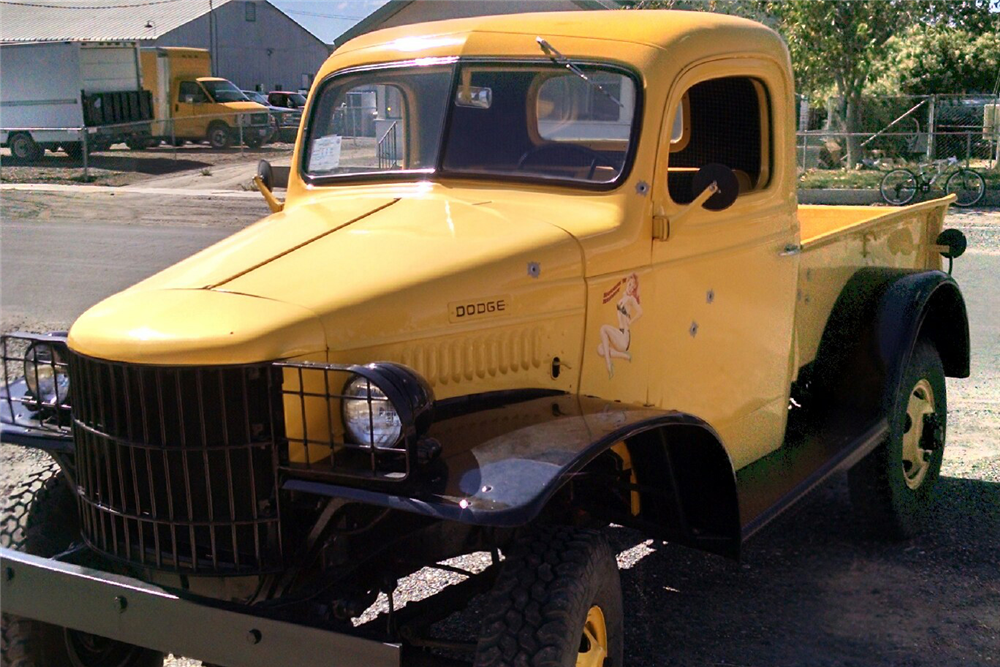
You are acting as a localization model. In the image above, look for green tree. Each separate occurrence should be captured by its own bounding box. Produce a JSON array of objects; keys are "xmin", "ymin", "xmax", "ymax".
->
[
  {"xmin": 873, "ymin": 26, "xmax": 1000, "ymax": 95},
  {"xmin": 630, "ymin": 0, "xmax": 999, "ymax": 166}
]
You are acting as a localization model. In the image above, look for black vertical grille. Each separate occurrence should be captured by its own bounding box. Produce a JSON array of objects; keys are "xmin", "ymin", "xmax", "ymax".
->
[{"xmin": 69, "ymin": 354, "xmax": 284, "ymax": 575}]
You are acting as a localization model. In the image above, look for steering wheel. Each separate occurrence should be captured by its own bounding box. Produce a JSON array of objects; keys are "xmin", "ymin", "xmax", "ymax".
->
[{"xmin": 516, "ymin": 143, "xmax": 615, "ymax": 180}]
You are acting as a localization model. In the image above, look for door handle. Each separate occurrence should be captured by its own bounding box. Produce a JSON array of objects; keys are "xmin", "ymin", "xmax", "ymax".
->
[{"xmin": 779, "ymin": 243, "xmax": 802, "ymax": 256}]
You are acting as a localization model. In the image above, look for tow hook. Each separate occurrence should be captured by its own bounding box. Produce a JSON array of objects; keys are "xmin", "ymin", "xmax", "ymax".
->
[{"xmin": 920, "ymin": 413, "xmax": 944, "ymax": 452}]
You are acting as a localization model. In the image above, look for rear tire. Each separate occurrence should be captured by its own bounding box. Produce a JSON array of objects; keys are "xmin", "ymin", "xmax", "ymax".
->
[
  {"xmin": 474, "ymin": 526, "xmax": 624, "ymax": 667},
  {"xmin": 945, "ymin": 169, "xmax": 986, "ymax": 208},
  {"xmin": 0, "ymin": 461, "xmax": 165, "ymax": 667},
  {"xmin": 9, "ymin": 133, "xmax": 42, "ymax": 163},
  {"xmin": 848, "ymin": 340, "xmax": 946, "ymax": 539},
  {"xmin": 880, "ymin": 168, "xmax": 918, "ymax": 205}
]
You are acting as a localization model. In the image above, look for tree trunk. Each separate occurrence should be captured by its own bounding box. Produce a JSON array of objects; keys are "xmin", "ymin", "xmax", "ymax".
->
[{"xmin": 845, "ymin": 93, "xmax": 863, "ymax": 169}]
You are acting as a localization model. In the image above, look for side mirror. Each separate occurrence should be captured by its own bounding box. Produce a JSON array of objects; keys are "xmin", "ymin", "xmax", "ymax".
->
[
  {"xmin": 935, "ymin": 228, "xmax": 967, "ymax": 274},
  {"xmin": 257, "ymin": 160, "xmax": 290, "ymax": 190},
  {"xmin": 935, "ymin": 229, "xmax": 966, "ymax": 259},
  {"xmin": 691, "ymin": 163, "xmax": 739, "ymax": 212},
  {"xmin": 257, "ymin": 159, "xmax": 274, "ymax": 192},
  {"xmin": 653, "ymin": 163, "xmax": 740, "ymax": 242}
]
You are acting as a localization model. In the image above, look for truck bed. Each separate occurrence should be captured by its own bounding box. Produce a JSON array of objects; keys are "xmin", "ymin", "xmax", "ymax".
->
[{"xmin": 794, "ymin": 197, "xmax": 953, "ymax": 370}]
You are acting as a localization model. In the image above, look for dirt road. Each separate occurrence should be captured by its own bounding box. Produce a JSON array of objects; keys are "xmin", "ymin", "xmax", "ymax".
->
[{"xmin": 0, "ymin": 187, "xmax": 997, "ymax": 666}]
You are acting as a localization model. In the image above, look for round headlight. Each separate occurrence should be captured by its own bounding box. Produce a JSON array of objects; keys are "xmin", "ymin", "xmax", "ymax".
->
[
  {"xmin": 342, "ymin": 376, "xmax": 401, "ymax": 448},
  {"xmin": 24, "ymin": 343, "xmax": 69, "ymax": 406}
]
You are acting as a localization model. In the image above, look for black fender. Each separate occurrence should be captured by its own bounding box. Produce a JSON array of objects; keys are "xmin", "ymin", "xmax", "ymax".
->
[
  {"xmin": 811, "ymin": 268, "xmax": 969, "ymax": 425},
  {"xmin": 285, "ymin": 391, "xmax": 741, "ymax": 558}
]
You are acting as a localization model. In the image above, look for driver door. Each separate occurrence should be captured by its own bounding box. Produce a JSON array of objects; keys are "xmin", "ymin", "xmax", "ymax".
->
[
  {"xmin": 647, "ymin": 59, "xmax": 800, "ymax": 470},
  {"xmin": 174, "ymin": 80, "xmax": 208, "ymax": 139}
]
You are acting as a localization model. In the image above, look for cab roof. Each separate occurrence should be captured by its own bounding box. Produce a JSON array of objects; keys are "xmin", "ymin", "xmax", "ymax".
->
[
  {"xmin": 353, "ymin": 10, "xmax": 767, "ymax": 49},
  {"xmin": 321, "ymin": 10, "xmax": 788, "ymax": 83}
]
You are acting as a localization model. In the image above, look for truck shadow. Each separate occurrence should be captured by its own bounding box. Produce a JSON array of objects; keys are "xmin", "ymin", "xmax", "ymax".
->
[{"xmin": 610, "ymin": 473, "xmax": 1000, "ymax": 666}]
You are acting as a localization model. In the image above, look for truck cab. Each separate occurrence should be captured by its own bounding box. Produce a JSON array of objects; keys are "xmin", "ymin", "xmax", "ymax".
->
[{"xmin": 1, "ymin": 11, "xmax": 970, "ymax": 667}]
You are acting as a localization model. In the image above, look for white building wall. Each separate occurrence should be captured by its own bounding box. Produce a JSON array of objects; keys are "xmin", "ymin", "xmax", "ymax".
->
[{"xmin": 155, "ymin": 0, "xmax": 330, "ymax": 91}]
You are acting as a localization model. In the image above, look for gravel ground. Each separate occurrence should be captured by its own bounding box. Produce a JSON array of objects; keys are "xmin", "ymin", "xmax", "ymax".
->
[
  {"xmin": 0, "ymin": 142, "xmax": 294, "ymax": 187},
  {"xmin": 0, "ymin": 208, "xmax": 996, "ymax": 666}
]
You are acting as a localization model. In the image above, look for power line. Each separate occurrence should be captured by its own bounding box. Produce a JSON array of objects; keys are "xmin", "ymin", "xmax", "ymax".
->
[
  {"xmin": 284, "ymin": 8, "xmax": 364, "ymax": 20},
  {"xmin": 1, "ymin": 0, "xmax": 188, "ymax": 8}
]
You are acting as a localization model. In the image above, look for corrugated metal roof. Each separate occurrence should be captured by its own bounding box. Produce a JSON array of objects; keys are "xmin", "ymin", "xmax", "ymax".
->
[{"xmin": 0, "ymin": 0, "xmax": 235, "ymax": 43}]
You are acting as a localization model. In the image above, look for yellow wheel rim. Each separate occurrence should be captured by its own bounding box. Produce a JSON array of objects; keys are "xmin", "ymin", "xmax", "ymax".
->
[
  {"xmin": 577, "ymin": 605, "xmax": 608, "ymax": 667},
  {"xmin": 901, "ymin": 378, "xmax": 935, "ymax": 490}
]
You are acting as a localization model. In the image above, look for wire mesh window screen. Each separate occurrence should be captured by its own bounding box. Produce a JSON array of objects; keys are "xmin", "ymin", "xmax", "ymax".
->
[{"xmin": 669, "ymin": 77, "xmax": 770, "ymax": 203}]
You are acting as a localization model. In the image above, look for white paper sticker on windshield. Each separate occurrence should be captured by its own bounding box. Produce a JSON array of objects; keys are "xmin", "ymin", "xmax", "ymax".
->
[{"xmin": 309, "ymin": 135, "xmax": 342, "ymax": 171}]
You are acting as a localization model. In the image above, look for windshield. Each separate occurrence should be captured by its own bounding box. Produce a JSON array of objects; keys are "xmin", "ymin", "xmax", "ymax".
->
[
  {"xmin": 288, "ymin": 93, "xmax": 307, "ymax": 107},
  {"xmin": 302, "ymin": 60, "xmax": 639, "ymax": 187},
  {"xmin": 244, "ymin": 91, "xmax": 268, "ymax": 105},
  {"xmin": 201, "ymin": 79, "xmax": 248, "ymax": 103}
]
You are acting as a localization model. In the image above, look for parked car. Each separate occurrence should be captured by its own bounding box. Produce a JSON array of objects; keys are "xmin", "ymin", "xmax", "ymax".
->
[
  {"xmin": 267, "ymin": 90, "xmax": 307, "ymax": 110},
  {"xmin": 243, "ymin": 90, "xmax": 298, "ymax": 143},
  {"xmin": 0, "ymin": 10, "xmax": 971, "ymax": 667}
]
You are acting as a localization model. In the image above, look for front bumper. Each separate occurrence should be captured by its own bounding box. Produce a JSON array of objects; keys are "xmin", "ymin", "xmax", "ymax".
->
[{"xmin": 0, "ymin": 547, "xmax": 400, "ymax": 667}]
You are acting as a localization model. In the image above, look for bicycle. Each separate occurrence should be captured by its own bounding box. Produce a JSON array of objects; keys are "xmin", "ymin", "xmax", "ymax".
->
[{"xmin": 880, "ymin": 157, "xmax": 986, "ymax": 207}]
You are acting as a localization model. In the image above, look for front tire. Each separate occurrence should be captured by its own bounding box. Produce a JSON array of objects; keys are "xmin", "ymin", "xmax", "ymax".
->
[
  {"xmin": 945, "ymin": 169, "xmax": 986, "ymax": 208},
  {"xmin": 207, "ymin": 123, "xmax": 231, "ymax": 149},
  {"xmin": 848, "ymin": 340, "xmax": 946, "ymax": 539},
  {"xmin": 880, "ymin": 168, "xmax": 918, "ymax": 205},
  {"xmin": 0, "ymin": 461, "xmax": 165, "ymax": 667},
  {"xmin": 474, "ymin": 527, "xmax": 624, "ymax": 667}
]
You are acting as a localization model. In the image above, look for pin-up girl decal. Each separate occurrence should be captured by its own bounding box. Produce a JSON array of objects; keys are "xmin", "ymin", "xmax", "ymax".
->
[{"xmin": 596, "ymin": 272, "xmax": 643, "ymax": 379}]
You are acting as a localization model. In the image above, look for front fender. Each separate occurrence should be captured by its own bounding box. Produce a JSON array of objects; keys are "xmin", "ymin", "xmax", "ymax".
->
[{"xmin": 285, "ymin": 392, "xmax": 731, "ymax": 533}]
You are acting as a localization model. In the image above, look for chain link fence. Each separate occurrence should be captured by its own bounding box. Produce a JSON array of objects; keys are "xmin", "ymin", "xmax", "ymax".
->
[
  {"xmin": 1, "ymin": 109, "xmax": 295, "ymax": 184},
  {"xmin": 796, "ymin": 93, "xmax": 999, "ymax": 173},
  {"xmin": 5, "ymin": 93, "xmax": 998, "ymax": 191}
]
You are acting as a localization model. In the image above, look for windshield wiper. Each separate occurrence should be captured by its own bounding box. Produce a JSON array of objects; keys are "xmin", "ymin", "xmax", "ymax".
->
[{"xmin": 536, "ymin": 36, "xmax": 624, "ymax": 109}]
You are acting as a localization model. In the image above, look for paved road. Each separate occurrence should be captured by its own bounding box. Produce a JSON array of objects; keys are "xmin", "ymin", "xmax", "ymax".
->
[
  {"xmin": 1, "ymin": 189, "xmax": 998, "ymax": 667},
  {"xmin": 1, "ymin": 189, "xmax": 265, "ymax": 326}
]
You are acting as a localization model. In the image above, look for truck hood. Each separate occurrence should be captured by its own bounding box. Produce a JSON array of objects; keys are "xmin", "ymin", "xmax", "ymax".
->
[{"xmin": 69, "ymin": 194, "xmax": 585, "ymax": 369}]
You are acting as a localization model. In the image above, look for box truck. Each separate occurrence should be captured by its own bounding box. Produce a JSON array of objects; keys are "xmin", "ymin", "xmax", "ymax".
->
[
  {"xmin": 1, "ymin": 41, "xmax": 153, "ymax": 162},
  {"xmin": 140, "ymin": 47, "xmax": 272, "ymax": 149}
]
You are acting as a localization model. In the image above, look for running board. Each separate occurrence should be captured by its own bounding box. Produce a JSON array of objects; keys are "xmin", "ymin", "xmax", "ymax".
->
[{"xmin": 737, "ymin": 416, "xmax": 889, "ymax": 541}]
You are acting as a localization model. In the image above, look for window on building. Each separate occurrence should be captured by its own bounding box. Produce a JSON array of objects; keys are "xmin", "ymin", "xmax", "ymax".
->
[
  {"xmin": 245, "ymin": 1, "xmax": 256, "ymax": 22},
  {"xmin": 667, "ymin": 76, "xmax": 771, "ymax": 203}
]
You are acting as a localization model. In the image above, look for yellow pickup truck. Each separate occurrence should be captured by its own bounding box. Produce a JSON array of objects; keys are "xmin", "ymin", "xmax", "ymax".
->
[{"xmin": 0, "ymin": 10, "xmax": 970, "ymax": 667}]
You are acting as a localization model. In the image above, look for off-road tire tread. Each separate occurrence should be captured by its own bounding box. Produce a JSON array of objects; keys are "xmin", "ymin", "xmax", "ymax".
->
[
  {"xmin": 2, "ymin": 460, "xmax": 71, "ymax": 667},
  {"xmin": 0, "ymin": 460, "xmax": 163, "ymax": 667},
  {"xmin": 849, "ymin": 340, "xmax": 946, "ymax": 539},
  {"xmin": 473, "ymin": 526, "xmax": 622, "ymax": 667}
]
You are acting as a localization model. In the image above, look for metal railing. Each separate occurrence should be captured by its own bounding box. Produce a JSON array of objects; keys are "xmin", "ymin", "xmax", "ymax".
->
[{"xmin": 377, "ymin": 121, "xmax": 399, "ymax": 170}]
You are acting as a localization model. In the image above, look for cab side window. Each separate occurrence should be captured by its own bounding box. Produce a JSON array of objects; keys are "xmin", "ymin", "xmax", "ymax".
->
[
  {"xmin": 179, "ymin": 81, "xmax": 206, "ymax": 104},
  {"xmin": 668, "ymin": 76, "xmax": 770, "ymax": 203}
]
